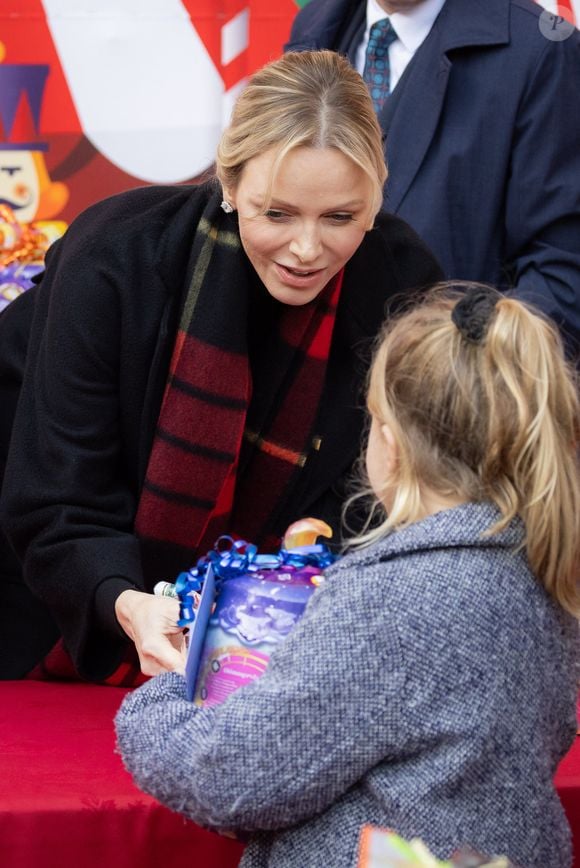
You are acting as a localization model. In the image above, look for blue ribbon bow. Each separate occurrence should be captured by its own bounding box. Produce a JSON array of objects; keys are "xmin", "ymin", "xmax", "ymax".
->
[{"xmin": 174, "ymin": 536, "xmax": 336, "ymax": 627}]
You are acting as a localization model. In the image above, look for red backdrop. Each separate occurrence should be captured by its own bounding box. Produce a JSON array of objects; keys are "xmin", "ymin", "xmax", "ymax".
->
[{"xmin": 0, "ymin": 0, "xmax": 303, "ymax": 224}]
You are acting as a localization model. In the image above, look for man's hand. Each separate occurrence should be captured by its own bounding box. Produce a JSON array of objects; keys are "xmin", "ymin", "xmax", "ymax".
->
[{"xmin": 114, "ymin": 589, "xmax": 186, "ymax": 676}]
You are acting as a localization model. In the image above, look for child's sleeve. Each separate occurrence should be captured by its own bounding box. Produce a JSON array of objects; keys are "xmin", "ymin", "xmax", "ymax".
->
[{"xmin": 115, "ymin": 568, "xmax": 411, "ymax": 833}]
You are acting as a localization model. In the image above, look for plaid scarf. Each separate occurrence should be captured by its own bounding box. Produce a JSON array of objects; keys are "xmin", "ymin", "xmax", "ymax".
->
[
  {"xmin": 135, "ymin": 191, "xmax": 342, "ymax": 558},
  {"xmin": 31, "ymin": 191, "xmax": 343, "ymax": 687}
]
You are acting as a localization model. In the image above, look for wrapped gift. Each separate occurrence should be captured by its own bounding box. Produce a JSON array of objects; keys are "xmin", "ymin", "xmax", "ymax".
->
[{"xmin": 159, "ymin": 519, "xmax": 336, "ymax": 703}]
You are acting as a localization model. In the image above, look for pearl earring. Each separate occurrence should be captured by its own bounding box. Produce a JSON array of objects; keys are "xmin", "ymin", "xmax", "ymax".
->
[{"xmin": 221, "ymin": 200, "xmax": 234, "ymax": 214}]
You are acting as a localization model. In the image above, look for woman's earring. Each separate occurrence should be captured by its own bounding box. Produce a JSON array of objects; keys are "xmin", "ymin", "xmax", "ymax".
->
[{"xmin": 221, "ymin": 200, "xmax": 234, "ymax": 214}]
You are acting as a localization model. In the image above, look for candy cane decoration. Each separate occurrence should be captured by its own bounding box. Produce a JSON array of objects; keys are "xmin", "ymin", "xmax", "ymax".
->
[{"xmin": 40, "ymin": 0, "xmax": 231, "ymax": 182}]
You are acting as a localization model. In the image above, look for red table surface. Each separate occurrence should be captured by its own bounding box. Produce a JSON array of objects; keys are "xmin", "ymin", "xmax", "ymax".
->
[
  {"xmin": 0, "ymin": 681, "xmax": 245, "ymax": 868},
  {"xmin": 0, "ymin": 681, "xmax": 578, "ymax": 868},
  {"xmin": 556, "ymin": 732, "xmax": 580, "ymax": 868}
]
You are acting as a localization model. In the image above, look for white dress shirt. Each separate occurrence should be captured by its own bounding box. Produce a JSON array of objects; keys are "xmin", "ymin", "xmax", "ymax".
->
[{"xmin": 355, "ymin": 0, "xmax": 447, "ymax": 91}]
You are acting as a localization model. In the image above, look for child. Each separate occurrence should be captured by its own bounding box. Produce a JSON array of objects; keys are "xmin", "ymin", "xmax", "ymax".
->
[{"xmin": 115, "ymin": 283, "xmax": 579, "ymax": 868}]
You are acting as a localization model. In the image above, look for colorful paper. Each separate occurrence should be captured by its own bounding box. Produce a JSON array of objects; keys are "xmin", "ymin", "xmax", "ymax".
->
[
  {"xmin": 357, "ymin": 828, "xmax": 516, "ymax": 868},
  {"xmin": 191, "ymin": 562, "xmax": 322, "ymax": 707}
]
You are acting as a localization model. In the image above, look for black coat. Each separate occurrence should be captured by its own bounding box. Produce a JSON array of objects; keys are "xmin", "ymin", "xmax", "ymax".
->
[
  {"xmin": 0, "ymin": 289, "xmax": 60, "ymax": 677},
  {"xmin": 0, "ymin": 182, "xmax": 442, "ymax": 679}
]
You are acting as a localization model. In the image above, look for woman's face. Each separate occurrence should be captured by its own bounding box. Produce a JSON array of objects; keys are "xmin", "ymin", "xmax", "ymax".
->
[{"xmin": 226, "ymin": 145, "xmax": 373, "ymax": 306}]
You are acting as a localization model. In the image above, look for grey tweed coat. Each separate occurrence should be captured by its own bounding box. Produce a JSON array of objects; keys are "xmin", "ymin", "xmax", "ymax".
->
[{"xmin": 115, "ymin": 502, "xmax": 578, "ymax": 867}]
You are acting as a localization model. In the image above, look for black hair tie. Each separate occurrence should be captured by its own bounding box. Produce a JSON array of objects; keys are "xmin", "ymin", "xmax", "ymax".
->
[{"xmin": 451, "ymin": 285, "xmax": 499, "ymax": 343}]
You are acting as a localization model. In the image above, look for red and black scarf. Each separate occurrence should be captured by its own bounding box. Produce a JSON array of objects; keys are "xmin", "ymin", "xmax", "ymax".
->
[
  {"xmin": 29, "ymin": 193, "xmax": 343, "ymax": 687},
  {"xmin": 135, "ymin": 193, "xmax": 343, "ymax": 558}
]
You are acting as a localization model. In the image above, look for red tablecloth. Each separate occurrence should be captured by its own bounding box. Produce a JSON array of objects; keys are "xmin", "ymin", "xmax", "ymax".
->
[
  {"xmin": 1, "ymin": 680, "xmax": 578, "ymax": 868},
  {"xmin": 556, "ymin": 734, "xmax": 580, "ymax": 868},
  {"xmin": 0, "ymin": 681, "xmax": 245, "ymax": 868}
]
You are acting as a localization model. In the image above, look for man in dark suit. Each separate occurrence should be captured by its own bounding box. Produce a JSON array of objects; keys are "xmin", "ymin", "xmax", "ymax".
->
[{"xmin": 286, "ymin": 0, "xmax": 580, "ymax": 349}]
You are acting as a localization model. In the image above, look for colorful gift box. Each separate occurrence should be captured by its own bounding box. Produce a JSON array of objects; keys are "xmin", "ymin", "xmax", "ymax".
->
[{"xmin": 161, "ymin": 519, "xmax": 335, "ymax": 703}]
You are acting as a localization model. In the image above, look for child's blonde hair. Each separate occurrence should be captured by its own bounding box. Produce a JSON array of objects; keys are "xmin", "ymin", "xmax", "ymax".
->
[{"xmin": 354, "ymin": 283, "xmax": 580, "ymax": 615}]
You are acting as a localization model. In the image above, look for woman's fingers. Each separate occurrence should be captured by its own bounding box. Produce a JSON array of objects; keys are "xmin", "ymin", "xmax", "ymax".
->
[{"xmin": 114, "ymin": 589, "xmax": 186, "ymax": 675}]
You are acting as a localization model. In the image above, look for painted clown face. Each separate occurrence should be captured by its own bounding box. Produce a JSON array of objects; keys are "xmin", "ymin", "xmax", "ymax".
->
[{"xmin": 0, "ymin": 150, "xmax": 41, "ymax": 223}]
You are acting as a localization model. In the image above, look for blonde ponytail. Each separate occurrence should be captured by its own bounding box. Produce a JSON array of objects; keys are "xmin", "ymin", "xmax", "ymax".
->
[
  {"xmin": 353, "ymin": 284, "xmax": 580, "ymax": 615},
  {"xmin": 482, "ymin": 296, "xmax": 579, "ymax": 612}
]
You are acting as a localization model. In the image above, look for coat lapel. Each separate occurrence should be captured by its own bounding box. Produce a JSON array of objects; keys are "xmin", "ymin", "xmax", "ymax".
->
[
  {"xmin": 380, "ymin": 14, "xmax": 450, "ymax": 214},
  {"xmin": 335, "ymin": 0, "xmax": 366, "ymax": 65},
  {"xmin": 380, "ymin": 0, "xmax": 509, "ymax": 214},
  {"xmin": 137, "ymin": 294, "xmax": 181, "ymax": 486},
  {"xmin": 136, "ymin": 186, "xmax": 217, "ymax": 486}
]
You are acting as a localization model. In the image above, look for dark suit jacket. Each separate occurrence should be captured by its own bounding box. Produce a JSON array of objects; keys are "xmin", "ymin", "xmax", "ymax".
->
[
  {"xmin": 0, "ymin": 182, "xmax": 442, "ymax": 679},
  {"xmin": 287, "ymin": 0, "xmax": 580, "ymax": 349}
]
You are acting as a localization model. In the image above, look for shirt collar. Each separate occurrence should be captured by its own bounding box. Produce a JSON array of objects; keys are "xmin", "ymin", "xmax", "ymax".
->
[{"xmin": 366, "ymin": 0, "xmax": 447, "ymax": 54}]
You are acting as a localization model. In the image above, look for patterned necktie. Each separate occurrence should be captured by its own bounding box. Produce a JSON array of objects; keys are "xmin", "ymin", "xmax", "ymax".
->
[{"xmin": 363, "ymin": 18, "xmax": 398, "ymax": 114}]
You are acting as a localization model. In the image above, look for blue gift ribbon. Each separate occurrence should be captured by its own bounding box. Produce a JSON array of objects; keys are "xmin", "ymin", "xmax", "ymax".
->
[{"xmin": 173, "ymin": 536, "xmax": 335, "ymax": 627}]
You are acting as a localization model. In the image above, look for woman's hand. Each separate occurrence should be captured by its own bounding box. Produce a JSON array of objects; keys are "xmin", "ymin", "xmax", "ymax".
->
[{"xmin": 114, "ymin": 589, "xmax": 187, "ymax": 676}]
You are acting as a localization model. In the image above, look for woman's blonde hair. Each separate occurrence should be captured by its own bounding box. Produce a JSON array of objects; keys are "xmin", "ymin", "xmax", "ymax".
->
[
  {"xmin": 353, "ymin": 283, "xmax": 580, "ymax": 615},
  {"xmin": 215, "ymin": 50, "xmax": 387, "ymax": 226}
]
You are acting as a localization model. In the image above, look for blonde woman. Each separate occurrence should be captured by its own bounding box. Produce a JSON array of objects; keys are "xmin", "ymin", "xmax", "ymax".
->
[
  {"xmin": 116, "ymin": 283, "xmax": 579, "ymax": 868},
  {"xmin": 0, "ymin": 50, "xmax": 441, "ymax": 681}
]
